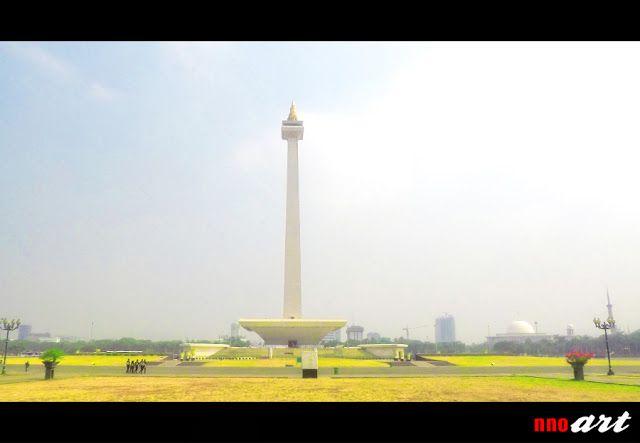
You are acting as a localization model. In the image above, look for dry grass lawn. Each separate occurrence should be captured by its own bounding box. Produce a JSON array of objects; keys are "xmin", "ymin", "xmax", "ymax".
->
[
  {"xmin": 1, "ymin": 376, "xmax": 639, "ymax": 402},
  {"xmin": 424, "ymin": 355, "xmax": 640, "ymax": 367}
]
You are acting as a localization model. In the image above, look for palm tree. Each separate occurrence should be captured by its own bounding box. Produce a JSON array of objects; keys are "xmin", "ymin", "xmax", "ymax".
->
[{"xmin": 40, "ymin": 348, "xmax": 64, "ymax": 380}]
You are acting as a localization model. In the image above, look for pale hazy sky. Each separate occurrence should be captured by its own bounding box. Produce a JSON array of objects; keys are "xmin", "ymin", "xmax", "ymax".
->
[{"xmin": 1, "ymin": 42, "xmax": 639, "ymax": 343}]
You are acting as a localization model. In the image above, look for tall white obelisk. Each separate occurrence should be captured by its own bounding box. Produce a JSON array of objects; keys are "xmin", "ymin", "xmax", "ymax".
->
[
  {"xmin": 238, "ymin": 103, "xmax": 345, "ymax": 347},
  {"xmin": 282, "ymin": 102, "xmax": 304, "ymax": 319}
]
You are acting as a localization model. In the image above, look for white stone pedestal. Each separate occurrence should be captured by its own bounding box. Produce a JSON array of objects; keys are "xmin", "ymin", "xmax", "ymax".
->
[{"xmin": 301, "ymin": 348, "xmax": 318, "ymax": 378}]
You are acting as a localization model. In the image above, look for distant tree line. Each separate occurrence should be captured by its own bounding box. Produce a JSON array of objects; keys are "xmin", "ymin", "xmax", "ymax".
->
[
  {"xmin": 330, "ymin": 329, "xmax": 640, "ymax": 358},
  {"xmin": 8, "ymin": 330, "xmax": 640, "ymax": 357},
  {"xmin": 328, "ymin": 337, "xmax": 476, "ymax": 355},
  {"xmin": 490, "ymin": 330, "xmax": 640, "ymax": 357},
  {"xmin": 7, "ymin": 336, "xmax": 251, "ymax": 355}
]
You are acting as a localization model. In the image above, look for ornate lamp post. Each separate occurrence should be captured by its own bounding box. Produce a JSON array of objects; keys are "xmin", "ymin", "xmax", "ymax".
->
[
  {"xmin": 593, "ymin": 317, "xmax": 615, "ymax": 376},
  {"xmin": 1, "ymin": 318, "xmax": 21, "ymax": 375}
]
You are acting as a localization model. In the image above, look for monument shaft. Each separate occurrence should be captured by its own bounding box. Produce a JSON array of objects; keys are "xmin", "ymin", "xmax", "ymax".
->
[
  {"xmin": 281, "ymin": 109, "xmax": 304, "ymax": 319},
  {"xmin": 284, "ymin": 137, "xmax": 302, "ymax": 318}
]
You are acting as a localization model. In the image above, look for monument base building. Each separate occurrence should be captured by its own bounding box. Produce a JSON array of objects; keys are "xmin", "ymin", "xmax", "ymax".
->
[{"xmin": 238, "ymin": 319, "xmax": 346, "ymax": 347}]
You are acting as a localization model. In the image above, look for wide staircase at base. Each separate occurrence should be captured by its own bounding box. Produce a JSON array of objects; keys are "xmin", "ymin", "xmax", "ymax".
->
[{"xmin": 389, "ymin": 361, "xmax": 415, "ymax": 367}]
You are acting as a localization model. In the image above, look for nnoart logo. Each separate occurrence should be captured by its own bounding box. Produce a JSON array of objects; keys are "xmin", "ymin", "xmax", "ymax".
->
[{"xmin": 533, "ymin": 411, "xmax": 631, "ymax": 434}]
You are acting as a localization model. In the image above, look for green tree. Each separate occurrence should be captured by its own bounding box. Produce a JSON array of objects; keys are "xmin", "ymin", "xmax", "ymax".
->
[
  {"xmin": 40, "ymin": 348, "xmax": 64, "ymax": 380},
  {"xmin": 40, "ymin": 348, "xmax": 65, "ymax": 363}
]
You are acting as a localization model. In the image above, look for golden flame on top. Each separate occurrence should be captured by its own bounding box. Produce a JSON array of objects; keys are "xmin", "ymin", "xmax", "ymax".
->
[{"xmin": 287, "ymin": 101, "xmax": 298, "ymax": 121}]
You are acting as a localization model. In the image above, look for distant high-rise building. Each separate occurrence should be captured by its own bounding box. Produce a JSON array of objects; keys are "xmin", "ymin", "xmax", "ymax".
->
[
  {"xmin": 366, "ymin": 332, "xmax": 381, "ymax": 342},
  {"xmin": 322, "ymin": 328, "xmax": 342, "ymax": 343},
  {"xmin": 435, "ymin": 314, "xmax": 456, "ymax": 343},
  {"xmin": 566, "ymin": 324, "xmax": 575, "ymax": 337},
  {"xmin": 230, "ymin": 322, "xmax": 240, "ymax": 339},
  {"xmin": 18, "ymin": 324, "xmax": 32, "ymax": 341},
  {"xmin": 346, "ymin": 325, "xmax": 364, "ymax": 342},
  {"xmin": 606, "ymin": 289, "xmax": 618, "ymax": 332}
]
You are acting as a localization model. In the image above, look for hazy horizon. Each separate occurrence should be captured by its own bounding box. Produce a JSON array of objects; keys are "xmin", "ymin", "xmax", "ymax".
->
[{"xmin": 2, "ymin": 42, "xmax": 639, "ymax": 343}]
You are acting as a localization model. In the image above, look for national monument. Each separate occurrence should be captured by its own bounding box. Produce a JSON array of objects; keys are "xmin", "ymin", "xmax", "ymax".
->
[{"xmin": 239, "ymin": 103, "xmax": 346, "ymax": 347}]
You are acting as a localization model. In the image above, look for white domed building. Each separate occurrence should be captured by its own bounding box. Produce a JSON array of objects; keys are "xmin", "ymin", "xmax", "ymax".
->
[
  {"xmin": 487, "ymin": 320, "xmax": 553, "ymax": 349},
  {"xmin": 507, "ymin": 320, "xmax": 536, "ymax": 335}
]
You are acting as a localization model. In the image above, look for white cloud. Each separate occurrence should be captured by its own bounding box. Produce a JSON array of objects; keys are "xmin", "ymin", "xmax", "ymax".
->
[
  {"xmin": 88, "ymin": 81, "xmax": 119, "ymax": 102},
  {"xmin": 302, "ymin": 43, "xmax": 640, "ymax": 224},
  {"xmin": 0, "ymin": 42, "xmax": 73, "ymax": 79},
  {"xmin": 163, "ymin": 42, "xmax": 234, "ymax": 73},
  {"xmin": 0, "ymin": 42, "xmax": 121, "ymax": 102}
]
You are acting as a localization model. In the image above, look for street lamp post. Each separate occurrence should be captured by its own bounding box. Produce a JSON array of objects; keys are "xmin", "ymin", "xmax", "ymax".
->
[
  {"xmin": 1, "ymin": 318, "xmax": 21, "ymax": 375},
  {"xmin": 593, "ymin": 317, "xmax": 615, "ymax": 376}
]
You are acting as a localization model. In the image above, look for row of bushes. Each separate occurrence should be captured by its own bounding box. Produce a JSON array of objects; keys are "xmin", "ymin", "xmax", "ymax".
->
[{"xmin": 6, "ymin": 337, "xmax": 251, "ymax": 356}]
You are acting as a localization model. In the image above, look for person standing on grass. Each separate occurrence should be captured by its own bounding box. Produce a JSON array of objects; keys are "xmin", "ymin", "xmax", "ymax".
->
[
  {"xmin": 134, "ymin": 359, "xmax": 139, "ymax": 373},
  {"xmin": 140, "ymin": 359, "xmax": 146, "ymax": 374},
  {"xmin": 25, "ymin": 361, "xmax": 30, "ymax": 372},
  {"xmin": 126, "ymin": 359, "xmax": 131, "ymax": 373}
]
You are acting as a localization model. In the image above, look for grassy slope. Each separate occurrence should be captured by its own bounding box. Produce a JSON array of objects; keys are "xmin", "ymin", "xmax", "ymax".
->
[
  {"xmin": 422, "ymin": 355, "xmax": 640, "ymax": 367},
  {"xmin": 1, "ymin": 375, "xmax": 638, "ymax": 401}
]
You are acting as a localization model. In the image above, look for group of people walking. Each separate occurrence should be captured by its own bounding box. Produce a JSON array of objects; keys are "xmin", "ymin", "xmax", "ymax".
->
[{"xmin": 125, "ymin": 358, "xmax": 147, "ymax": 374}]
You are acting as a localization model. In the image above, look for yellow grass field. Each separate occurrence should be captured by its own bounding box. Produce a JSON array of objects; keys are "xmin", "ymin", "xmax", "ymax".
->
[
  {"xmin": 4, "ymin": 355, "xmax": 164, "ymax": 366},
  {"xmin": 1, "ymin": 376, "xmax": 639, "ymax": 401},
  {"xmin": 423, "ymin": 355, "xmax": 640, "ymax": 367},
  {"xmin": 317, "ymin": 358, "xmax": 388, "ymax": 368},
  {"xmin": 202, "ymin": 358, "xmax": 388, "ymax": 368}
]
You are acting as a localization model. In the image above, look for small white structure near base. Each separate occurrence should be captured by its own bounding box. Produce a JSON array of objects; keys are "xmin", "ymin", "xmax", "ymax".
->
[
  {"xmin": 301, "ymin": 348, "xmax": 319, "ymax": 378},
  {"xmin": 181, "ymin": 343, "xmax": 230, "ymax": 359},
  {"xmin": 359, "ymin": 343, "xmax": 408, "ymax": 360}
]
